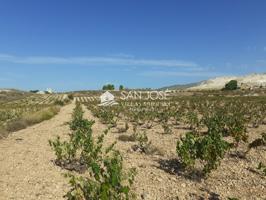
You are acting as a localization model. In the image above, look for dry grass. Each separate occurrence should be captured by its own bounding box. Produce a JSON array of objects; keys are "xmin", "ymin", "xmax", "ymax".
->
[{"xmin": 5, "ymin": 106, "xmax": 60, "ymax": 133}]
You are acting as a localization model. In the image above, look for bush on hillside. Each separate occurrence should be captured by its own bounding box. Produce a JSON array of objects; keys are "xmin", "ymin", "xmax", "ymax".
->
[{"xmin": 223, "ymin": 80, "xmax": 238, "ymax": 90}]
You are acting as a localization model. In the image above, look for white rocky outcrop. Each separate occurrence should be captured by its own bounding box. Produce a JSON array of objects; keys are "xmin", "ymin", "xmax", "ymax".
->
[{"xmin": 188, "ymin": 73, "xmax": 266, "ymax": 90}]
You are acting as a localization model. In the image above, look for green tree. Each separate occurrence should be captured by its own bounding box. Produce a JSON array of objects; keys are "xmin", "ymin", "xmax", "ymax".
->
[
  {"xmin": 119, "ymin": 85, "xmax": 124, "ymax": 91},
  {"xmin": 102, "ymin": 84, "xmax": 115, "ymax": 90},
  {"xmin": 223, "ymin": 80, "xmax": 238, "ymax": 90}
]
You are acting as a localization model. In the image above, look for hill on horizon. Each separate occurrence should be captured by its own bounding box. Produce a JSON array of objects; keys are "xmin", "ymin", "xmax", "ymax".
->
[
  {"xmin": 159, "ymin": 82, "xmax": 201, "ymax": 90},
  {"xmin": 159, "ymin": 72, "xmax": 266, "ymax": 91}
]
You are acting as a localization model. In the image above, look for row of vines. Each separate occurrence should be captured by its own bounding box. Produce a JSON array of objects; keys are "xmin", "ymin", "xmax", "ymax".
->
[
  {"xmin": 49, "ymin": 95, "xmax": 266, "ymax": 199},
  {"xmin": 86, "ymin": 96, "xmax": 266, "ymax": 176}
]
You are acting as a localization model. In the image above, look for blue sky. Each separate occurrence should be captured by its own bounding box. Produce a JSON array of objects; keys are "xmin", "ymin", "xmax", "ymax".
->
[{"xmin": 0, "ymin": 0, "xmax": 266, "ymax": 91}]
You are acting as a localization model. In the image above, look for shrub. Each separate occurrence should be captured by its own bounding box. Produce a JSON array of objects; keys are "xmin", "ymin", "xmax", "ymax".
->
[
  {"xmin": 69, "ymin": 103, "xmax": 88, "ymax": 131},
  {"xmin": 185, "ymin": 111, "xmax": 201, "ymax": 132},
  {"xmin": 203, "ymin": 109, "xmax": 248, "ymax": 146},
  {"xmin": 202, "ymin": 111, "xmax": 226, "ymax": 134},
  {"xmin": 176, "ymin": 131, "xmax": 230, "ymax": 175},
  {"xmin": 65, "ymin": 151, "xmax": 136, "ymax": 200},
  {"xmin": 50, "ymin": 105, "xmax": 95, "ymax": 166},
  {"xmin": 97, "ymin": 108, "xmax": 117, "ymax": 126},
  {"xmin": 197, "ymin": 131, "xmax": 230, "ymax": 174},
  {"xmin": 223, "ymin": 80, "xmax": 238, "ymax": 90},
  {"xmin": 136, "ymin": 131, "xmax": 150, "ymax": 152},
  {"xmin": 131, "ymin": 131, "xmax": 154, "ymax": 154},
  {"xmin": 49, "ymin": 136, "xmax": 77, "ymax": 164},
  {"xmin": 176, "ymin": 132, "xmax": 198, "ymax": 168},
  {"xmin": 226, "ymin": 114, "xmax": 248, "ymax": 145},
  {"xmin": 49, "ymin": 103, "xmax": 136, "ymax": 199}
]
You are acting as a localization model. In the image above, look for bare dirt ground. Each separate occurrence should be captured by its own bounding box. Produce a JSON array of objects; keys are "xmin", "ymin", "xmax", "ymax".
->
[
  {"xmin": 0, "ymin": 103, "xmax": 75, "ymax": 200},
  {"xmin": 0, "ymin": 102, "xmax": 266, "ymax": 200}
]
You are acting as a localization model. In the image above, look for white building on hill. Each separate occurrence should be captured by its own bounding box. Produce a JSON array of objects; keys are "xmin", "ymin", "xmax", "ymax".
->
[
  {"xmin": 37, "ymin": 91, "xmax": 45, "ymax": 94},
  {"xmin": 46, "ymin": 88, "xmax": 54, "ymax": 94}
]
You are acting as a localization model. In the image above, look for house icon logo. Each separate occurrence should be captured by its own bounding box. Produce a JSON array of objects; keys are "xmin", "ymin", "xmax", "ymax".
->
[{"xmin": 98, "ymin": 91, "xmax": 118, "ymax": 106}]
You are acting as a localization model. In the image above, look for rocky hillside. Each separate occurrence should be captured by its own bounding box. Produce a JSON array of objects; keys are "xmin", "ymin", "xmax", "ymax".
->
[{"xmin": 188, "ymin": 73, "xmax": 266, "ymax": 90}]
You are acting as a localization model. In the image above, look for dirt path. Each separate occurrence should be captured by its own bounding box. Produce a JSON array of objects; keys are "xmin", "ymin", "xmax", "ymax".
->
[{"xmin": 0, "ymin": 103, "xmax": 75, "ymax": 200}]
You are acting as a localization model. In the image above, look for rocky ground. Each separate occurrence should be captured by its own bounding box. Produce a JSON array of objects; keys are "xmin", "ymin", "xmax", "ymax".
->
[{"xmin": 0, "ymin": 102, "xmax": 265, "ymax": 200}]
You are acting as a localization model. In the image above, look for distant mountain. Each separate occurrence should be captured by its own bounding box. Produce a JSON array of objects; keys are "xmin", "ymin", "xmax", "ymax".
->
[
  {"xmin": 0, "ymin": 88, "xmax": 26, "ymax": 93},
  {"xmin": 0, "ymin": 89, "xmax": 30, "ymax": 102},
  {"xmin": 159, "ymin": 82, "xmax": 201, "ymax": 90}
]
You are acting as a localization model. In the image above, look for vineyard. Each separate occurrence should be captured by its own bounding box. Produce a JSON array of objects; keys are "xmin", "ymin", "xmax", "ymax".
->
[
  {"xmin": 74, "ymin": 96, "xmax": 98, "ymax": 103},
  {"xmin": 1, "ymin": 1, "xmax": 266, "ymax": 199},
  {"xmin": 1, "ymin": 91, "xmax": 266, "ymax": 199},
  {"xmin": 0, "ymin": 93, "xmax": 69, "ymax": 138},
  {"xmin": 47, "ymin": 93, "xmax": 266, "ymax": 199}
]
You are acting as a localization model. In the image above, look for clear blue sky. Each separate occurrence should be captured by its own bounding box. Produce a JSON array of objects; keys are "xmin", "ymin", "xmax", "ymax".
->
[{"xmin": 0, "ymin": 0, "xmax": 266, "ymax": 91}]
